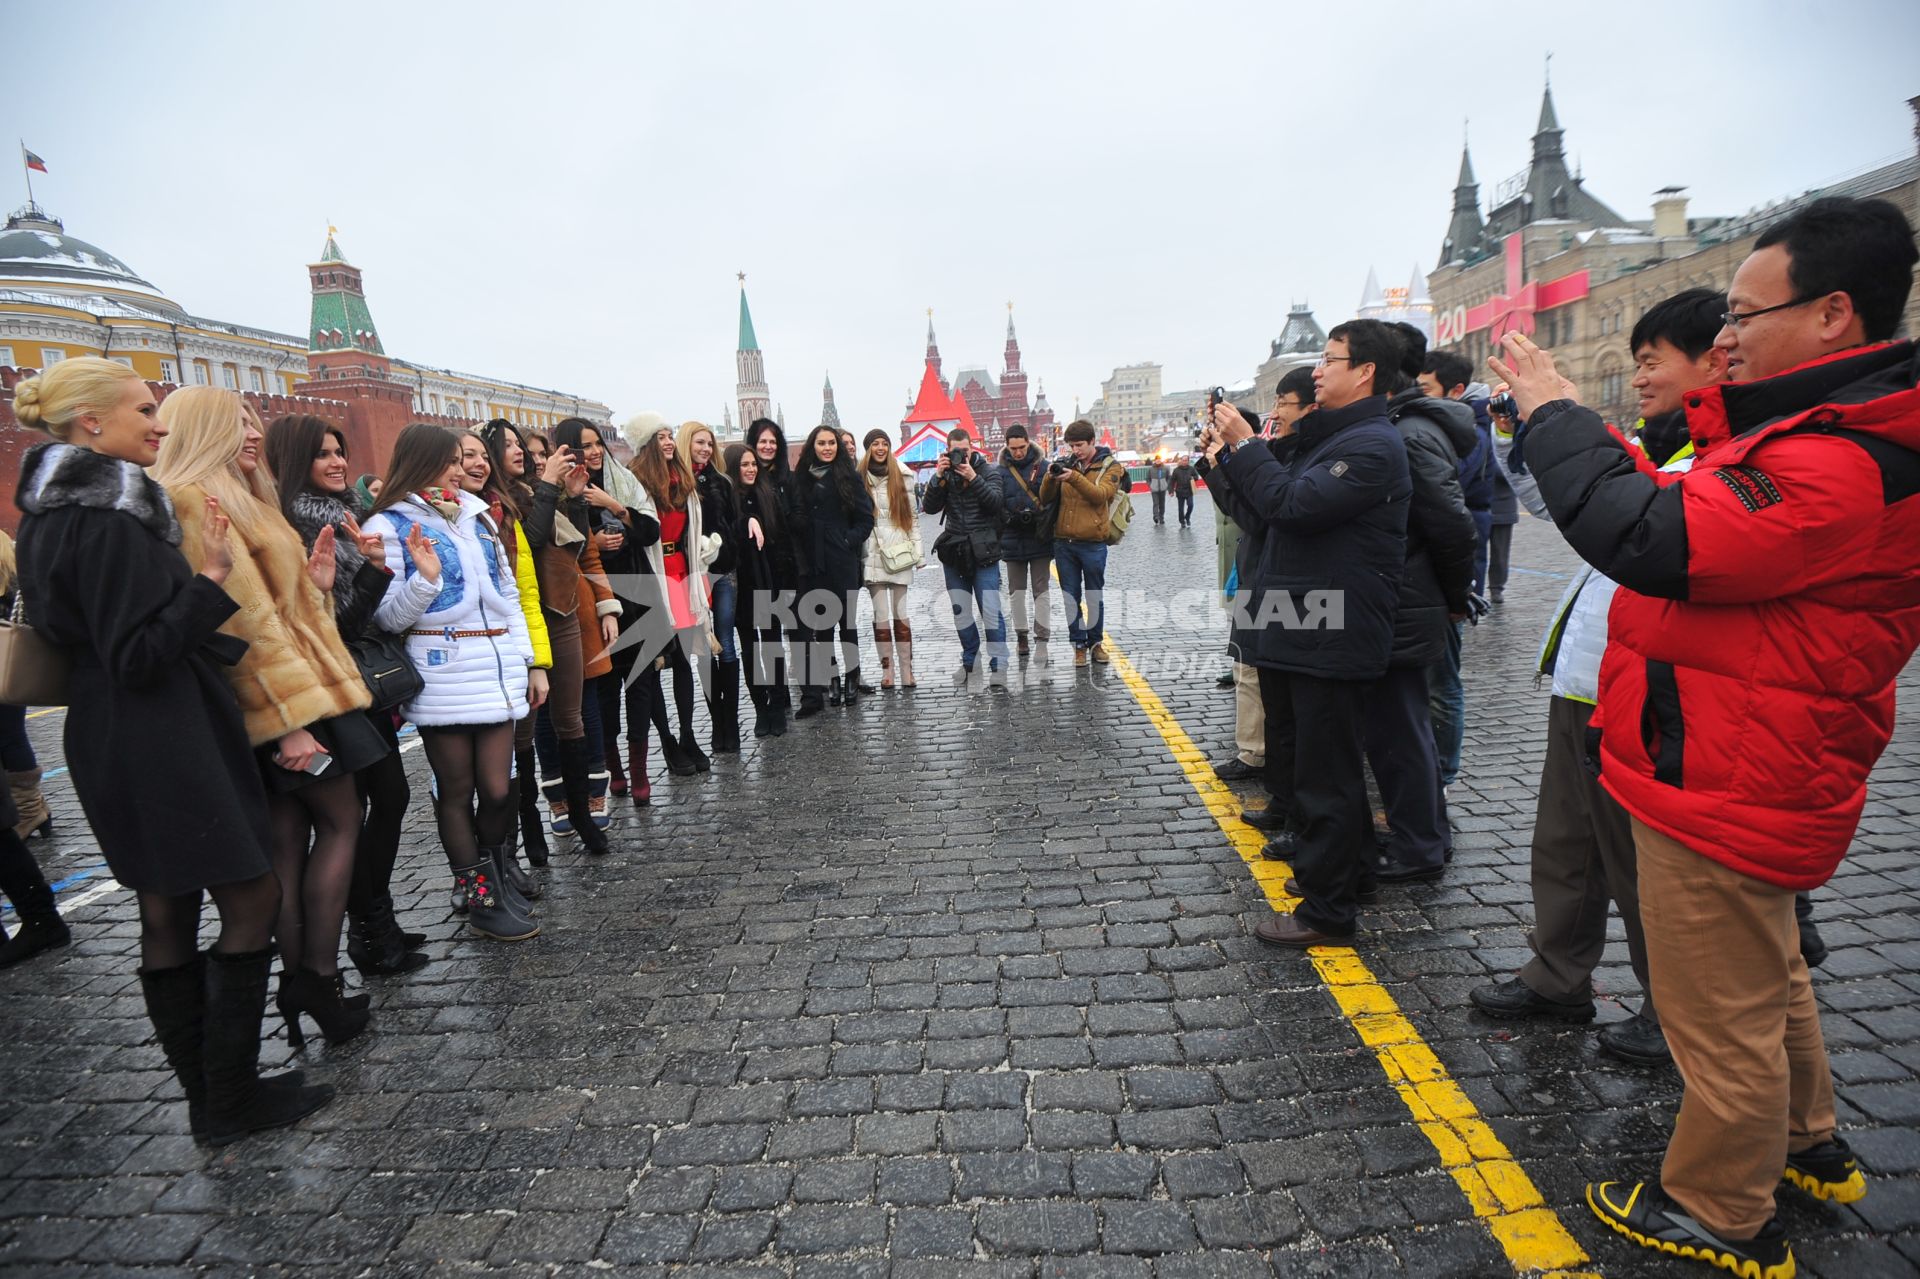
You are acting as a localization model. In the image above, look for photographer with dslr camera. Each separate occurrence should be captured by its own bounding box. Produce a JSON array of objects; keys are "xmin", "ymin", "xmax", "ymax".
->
[
  {"xmin": 997, "ymin": 424, "xmax": 1055, "ymax": 663},
  {"xmin": 925, "ymin": 427, "xmax": 1011, "ymax": 688}
]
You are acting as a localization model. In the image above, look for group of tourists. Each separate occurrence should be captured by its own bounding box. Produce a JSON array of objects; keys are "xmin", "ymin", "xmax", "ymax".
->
[{"xmin": 1200, "ymin": 194, "xmax": 1918, "ymax": 1278}]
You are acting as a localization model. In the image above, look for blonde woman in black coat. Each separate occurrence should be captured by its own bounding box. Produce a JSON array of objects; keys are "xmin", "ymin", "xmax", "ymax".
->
[{"xmin": 12, "ymin": 357, "xmax": 330, "ymax": 1145}]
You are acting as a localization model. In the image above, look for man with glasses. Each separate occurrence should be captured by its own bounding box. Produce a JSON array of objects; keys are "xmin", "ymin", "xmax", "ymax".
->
[
  {"xmin": 1206, "ymin": 321, "xmax": 1410, "ymax": 947},
  {"xmin": 1203, "ymin": 368, "xmax": 1317, "ymax": 787},
  {"xmin": 1503, "ymin": 195, "xmax": 1920, "ymax": 1279}
]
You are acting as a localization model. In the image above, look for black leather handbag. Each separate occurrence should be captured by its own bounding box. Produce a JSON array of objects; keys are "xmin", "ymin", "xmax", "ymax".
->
[{"xmin": 351, "ymin": 630, "xmax": 423, "ymax": 712}]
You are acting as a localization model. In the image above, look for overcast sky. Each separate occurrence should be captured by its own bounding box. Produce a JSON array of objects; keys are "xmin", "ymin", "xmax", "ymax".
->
[{"xmin": 8, "ymin": 2, "xmax": 1918, "ymax": 431}]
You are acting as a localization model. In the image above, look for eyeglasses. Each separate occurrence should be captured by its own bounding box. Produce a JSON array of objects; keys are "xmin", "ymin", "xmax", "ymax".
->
[
  {"xmin": 1315, "ymin": 355, "xmax": 1356, "ymax": 368},
  {"xmin": 1721, "ymin": 296, "xmax": 1818, "ymax": 329}
]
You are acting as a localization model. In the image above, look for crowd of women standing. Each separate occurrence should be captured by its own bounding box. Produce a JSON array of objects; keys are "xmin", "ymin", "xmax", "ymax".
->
[{"xmin": 1, "ymin": 356, "xmax": 924, "ymax": 1142}]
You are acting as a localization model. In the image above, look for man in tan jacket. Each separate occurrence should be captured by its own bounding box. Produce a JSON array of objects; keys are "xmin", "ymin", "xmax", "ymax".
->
[{"xmin": 1038, "ymin": 420, "xmax": 1128, "ymax": 667}]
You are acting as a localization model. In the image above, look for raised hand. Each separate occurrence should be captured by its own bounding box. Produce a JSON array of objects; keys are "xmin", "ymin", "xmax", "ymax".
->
[
  {"xmin": 200, "ymin": 496, "xmax": 234, "ymax": 585},
  {"xmin": 340, "ymin": 512, "xmax": 385, "ymax": 568},
  {"xmin": 307, "ymin": 525, "xmax": 338, "ymax": 594},
  {"xmin": 564, "ymin": 462, "xmax": 590, "ymax": 497},
  {"xmin": 540, "ymin": 445, "xmax": 574, "ymax": 487},
  {"xmin": 406, "ymin": 524, "xmax": 442, "ymax": 584}
]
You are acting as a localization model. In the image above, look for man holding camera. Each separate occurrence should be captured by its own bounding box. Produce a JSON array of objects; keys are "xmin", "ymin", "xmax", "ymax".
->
[
  {"xmin": 1506, "ymin": 196, "xmax": 1920, "ymax": 1278},
  {"xmin": 1206, "ymin": 320, "xmax": 1411, "ymax": 946},
  {"xmin": 925, "ymin": 426, "xmax": 1010, "ymax": 688},
  {"xmin": 997, "ymin": 424, "xmax": 1054, "ymax": 663},
  {"xmin": 1040, "ymin": 420, "xmax": 1128, "ymax": 667}
]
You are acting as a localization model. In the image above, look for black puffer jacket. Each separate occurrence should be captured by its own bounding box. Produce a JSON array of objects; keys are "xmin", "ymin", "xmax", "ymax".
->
[
  {"xmin": 1214, "ymin": 396, "xmax": 1411, "ymax": 679},
  {"xmin": 924, "ymin": 451, "xmax": 1005, "ymax": 567},
  {"xmin": 792, "ymin": 462, "xmax": 877, "ymax": 595},
  {"xmin": 1383, "ymin": 389, "xmax": 1481, "ymax": 666}
]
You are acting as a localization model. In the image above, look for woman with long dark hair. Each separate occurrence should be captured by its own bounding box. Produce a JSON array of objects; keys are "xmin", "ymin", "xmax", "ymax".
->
[
  {"xmin": 369, "ymin": 423, "xmax": 543, "ymax": 942},
  {"xmin": 723, "ymin": 443, "xmax": 789, "ymax": 737},
  {"xmin": 483, "ymin": 419, "xmax": 618, "ymax": 856},
  {"xmin": 262, "ymin": 414, "xmax": 427, "ymax": 978},
  {"xmin": 154, "ymin": 390, "xmax": 391, "ymax": 1049},
  {"xmin": 554, "ymin": 416, "xmax": 653, "ymax": 802},
  {"xmin": 628, "ymin": 421, "xmax": 713, "ymax": 778},
  {"xmin": 790, "ymin": 425, "xmax": 875, "ymax": 717},
  {"xmin": 746, "ymin": 418, "xmax": 799, "ymax": 728},
  {"xmin": 14, "ymin": 357, "xmax": 332, "ymax": 1142}
]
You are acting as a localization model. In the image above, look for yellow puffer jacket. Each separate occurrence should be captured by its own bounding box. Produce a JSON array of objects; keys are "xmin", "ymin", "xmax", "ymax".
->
[{"xmin": 513, "ymin": 533, "xmax": 552, "ymax": 669}]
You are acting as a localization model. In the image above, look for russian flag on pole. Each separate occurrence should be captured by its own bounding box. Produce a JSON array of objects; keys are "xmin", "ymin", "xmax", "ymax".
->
[{"xmin": 22, "ymin": 148, "xmax": 47, "ymax": 173}]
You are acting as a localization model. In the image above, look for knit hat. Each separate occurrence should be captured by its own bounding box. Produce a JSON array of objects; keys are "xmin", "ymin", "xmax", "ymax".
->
[
  {"xmin": 621, "ymin": 410, "xmax": 669, "ymax": 450},
  {"xmin": 1004, "ymin": 423, "xmax": 1028, "ymax": 440},
  {"xmin": 862, "ymin": 428, "xmax": 892, "ymax": 450}
]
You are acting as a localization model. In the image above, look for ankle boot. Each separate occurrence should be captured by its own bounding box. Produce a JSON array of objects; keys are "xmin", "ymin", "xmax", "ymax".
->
[
  {"xmin": 540, "ymin": 776, "xmax": 574, "ymax": 837},
  {"xmin": 587, "ymin": 763, "xmax": 612, "ymax": 830},
  {"xmin": 627, "ymin": 733, "xmax": 652, "ymax": 806},
  {"xmin": 0, "ymin": 866, "xmax": 69, "ymax": 969},
  {"xmin": 490, "ymin": 839, "xmax": 542, "ymax": 903},
  {"xmin": 8, "ymin": 769, "xmax": 51, "ymax": 840},
  {"xmin": 561, "ymin": 736, "xmax": 612, "ymax": 854},
  {"xmin": 827, "ymin": 674, "xmax": 844, "ymax": 707},
  {"xmin": 658, "ymin": 725, "xmax": 697, "ymax": 776},
  {"xmin": 202, "ymin": 949, "xmax": 333, "ymax": 1145},
  {"xmin": 377, "ymin": 892, "xmax": 427, "ymax": 949},
  {"xmin": 680, "ymin": 715, "xmax": 711, "ymax": 772},
  {"xmin": 276, "ymin": 965, "xmax": 372, "ymax": 1050},
  {"xmin": 748, "ymin": 679, "xmax": 772, "ymax": 738},
  {"xmin": 345, "ymin": 906, "xmax": 429, "ymax": 976},
  {"xmin": 455, "ymin": 860, "xmax": 541, "ymax": 940},
  {"xmin": 480, "ymin": 843, "xmax": 537, "ymax": 916},
  {"xmin": 514, "ymin": 749, "xmax": 549, "ymax": 868}
]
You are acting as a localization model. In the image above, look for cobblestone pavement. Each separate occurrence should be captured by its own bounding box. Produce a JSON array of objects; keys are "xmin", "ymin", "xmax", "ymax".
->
[{"xmin": 1, "ymin": 502, "xmax": 1917, "ymax": 1277}]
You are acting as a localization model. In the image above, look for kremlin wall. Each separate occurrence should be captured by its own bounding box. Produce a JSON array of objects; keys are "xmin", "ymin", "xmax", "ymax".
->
[{"xmin": 0, "ymin": 208, "xmax": 609, "ymax": 531}]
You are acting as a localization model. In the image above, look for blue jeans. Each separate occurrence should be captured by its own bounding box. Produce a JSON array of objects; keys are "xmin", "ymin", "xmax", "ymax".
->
[
  {"xmin": 710, "ymin": 576, "xmax": 738, "ymax": 663},
  {"xmin": 1053, "ymin": 539, "xmax": 1108, "ymax": 649},
  {"xmin": 1426, "ymin": 619, "xmax": 1465, "ymax": 786},
  {"xmin": 941, "ymin": 561, "xmax": 1009, "ymax": 671}
]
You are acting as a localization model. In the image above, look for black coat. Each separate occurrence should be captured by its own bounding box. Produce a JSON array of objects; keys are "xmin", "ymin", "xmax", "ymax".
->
[
  {"xmin": 1384, "ymin": 389, "xmax": 1481, "ymax": 666},
  {"xmin": 1214, "ymin": 396, "xmax": 1411, "ymax": 680},
  {"xmin": 791, "ymin": 465, "xmax": 876, "ymax": 596},
  {"xmin": 996, "ymin": 449, "xmax": 1054, "ymax": 560},
  {"xmin": 14, "ymin": 445, "xmax": 271, "ymax": 895},
  {"xmin": 924, "ymin": 451, "xmax": 1006, "ymax": 567},
  {"xmin": 694, "ymin": 466, "xmax": 738, "ymax": 578}
]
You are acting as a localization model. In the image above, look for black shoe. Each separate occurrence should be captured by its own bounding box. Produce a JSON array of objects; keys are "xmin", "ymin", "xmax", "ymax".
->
[
  {"xmin": 1597, "ymin": 1012, "xmax": 1672, "ymax": 1066},
  {"xmin": 345, "ymin": 911, "xmax": 430, "ymax": 977},
  {"xmin": 795, "ymin": 697, "xmax": 824, "ymax": 721},
  {"xmin": 1797, "ymin": 917, "xmax": 1828, "ymax": 969},
  {"xmin": 1368, "ymin": 854, "xmax": 1445, "ymax": 885},
  {"xmin": 1214, "ymin": 757, "xmax": 1261, "ymax": 782},
  {"xmin": 1215, "ymin": 672, "xmax": 1236, "ymax": 689},
  {"xmin": 828, "ymin": 676, "xmax": 844, "ymax": 707},
  {"xmin": 679, "ymin": 729, "xmax": 711, "ymax": 773},
  {"xmin": 1283, "ymin": 876, "xmax": 1379, "ymax": 906},
  {"xmin": 849, "ymin": 668, "xmax": 876, "ymax": 696},
  {"xmin": 754, "ymin": 707, "xmax": 773, "ymax": 738},
  {"xmin": 1586, "ymin": 1181, "xmax": 1794, "ymax": 1279},
  {"xmin": 1469, "ymin": 977, "xmax": 1596, "ymax": 1022},
  {"xmin": 1783, "ymin": 1136, "xmax": 1866, "ymax": 1204},
  {"xmin": 658, "ymin": 730, "xmax": 697, "ymax": 776},
  {"xmin": 1260, "ymin": 831, "xmax": 1299, "ymax": 862},
  {"xmin": 1241, "ymin": 804, "xmax": 1288, "ymax": 832},
  {"xmin": 559, "ymin": 736, "xmax": 611, "ymax": 856}
]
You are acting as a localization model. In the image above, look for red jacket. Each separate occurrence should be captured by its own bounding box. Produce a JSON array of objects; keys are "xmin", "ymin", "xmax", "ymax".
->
[{"xmin": 1527, "ymin": 341, "xmax": 1920, "ymax": 889}]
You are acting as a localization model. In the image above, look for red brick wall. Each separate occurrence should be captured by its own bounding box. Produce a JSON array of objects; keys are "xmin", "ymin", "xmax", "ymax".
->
[{"xmin": 0, "ymin": 367, "xmax": 475, "ymax": 532}]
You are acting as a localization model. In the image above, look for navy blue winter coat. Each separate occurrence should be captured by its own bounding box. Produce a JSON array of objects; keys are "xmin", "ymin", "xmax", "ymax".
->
[{"xmin": 1214, "ymin": 396, "xmax": 1411, "ymax": 680}]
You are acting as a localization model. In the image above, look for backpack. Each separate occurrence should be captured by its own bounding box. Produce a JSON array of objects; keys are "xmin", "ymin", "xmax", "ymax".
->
[{"xmin": 1098, "ymin": 459, "xmax": 1134, "ymax": 545}]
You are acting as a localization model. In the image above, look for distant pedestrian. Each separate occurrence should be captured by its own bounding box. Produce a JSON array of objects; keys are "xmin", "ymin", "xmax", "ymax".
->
[
  {"xmin": 1170, "ymin": 458, "xmax": 1196, "ymax": 527},
  {"xmin": 1148, "ymin": 461, "xmax": 1169, "ymax": 524}
]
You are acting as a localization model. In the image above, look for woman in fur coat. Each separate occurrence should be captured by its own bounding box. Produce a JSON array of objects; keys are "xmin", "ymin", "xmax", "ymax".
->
[{"xmin": 154, "ymin": 389, "xmax": 388, "ymax": 1049}]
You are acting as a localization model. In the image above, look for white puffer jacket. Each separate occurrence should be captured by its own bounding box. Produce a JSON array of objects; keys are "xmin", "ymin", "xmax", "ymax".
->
[{"xmin": 371, "ymin": 490, "xmax": 534, "ymax": 727}]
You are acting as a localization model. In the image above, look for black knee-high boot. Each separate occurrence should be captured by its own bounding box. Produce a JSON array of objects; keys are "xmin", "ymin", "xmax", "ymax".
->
[
  {"xmin": 200, "ymin": 949, "xmax": 334, "ymax": 1146},
  {"xmin": 514, "ymin": 748, "xmax": 548, "ymax": 868}
]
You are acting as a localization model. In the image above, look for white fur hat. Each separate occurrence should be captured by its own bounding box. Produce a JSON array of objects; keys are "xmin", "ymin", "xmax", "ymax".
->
[{"xmin": 622, "ymin": 411, "xmax": 669, "ymax": 450}]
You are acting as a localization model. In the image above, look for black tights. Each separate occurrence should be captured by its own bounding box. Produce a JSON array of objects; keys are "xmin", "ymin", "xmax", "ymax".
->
[
  {"xmin": 420, "ymin": 724, "xmax": 515, "ymax": 869},
  {"xmin": 267, "ymin": 772, "xmax": 362, "ymax": 977},
  {"xmin": 347, "ymin": 714, "xmax": 408, "ymax": 919},
  {"xmin": 136, "ymin": 873, "xmax": 281, "ymax": 972}
]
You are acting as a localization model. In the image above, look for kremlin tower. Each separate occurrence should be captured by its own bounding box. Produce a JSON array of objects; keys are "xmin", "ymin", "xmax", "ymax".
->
[{"xmin": 734, "ymin": 275, "xmax": 772, "ymax": 431}]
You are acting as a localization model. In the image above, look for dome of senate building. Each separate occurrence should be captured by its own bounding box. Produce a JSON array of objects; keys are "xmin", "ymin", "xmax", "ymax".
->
[{"xmin": 0, "ymin": 207, "xmax": 183, "ymax": 317}]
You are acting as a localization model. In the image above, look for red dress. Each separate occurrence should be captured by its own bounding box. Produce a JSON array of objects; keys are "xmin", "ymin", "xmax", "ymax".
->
[{"xmin": 658, "ymin": 508, "xmax": 695, "ymax": 628}]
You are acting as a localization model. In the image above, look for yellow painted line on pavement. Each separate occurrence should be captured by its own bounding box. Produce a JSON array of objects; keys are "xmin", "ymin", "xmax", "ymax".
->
[
  {"xmin": 26, "ymin": 707, "xmax": 62, "ymax": 719},
  {"xmin": 1105, "ymin": 642, "xmax": 1595, "ymax": 1277}
]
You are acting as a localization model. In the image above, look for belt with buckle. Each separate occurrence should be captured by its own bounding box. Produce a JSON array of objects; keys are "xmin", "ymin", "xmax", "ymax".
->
[
  {"xmin": 660, "ymin": 539, "xmax": 682, "ymax": 556},
  {"xmin": 409, "ymin": 627, "xmax": 510, "ymax": 641}
]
